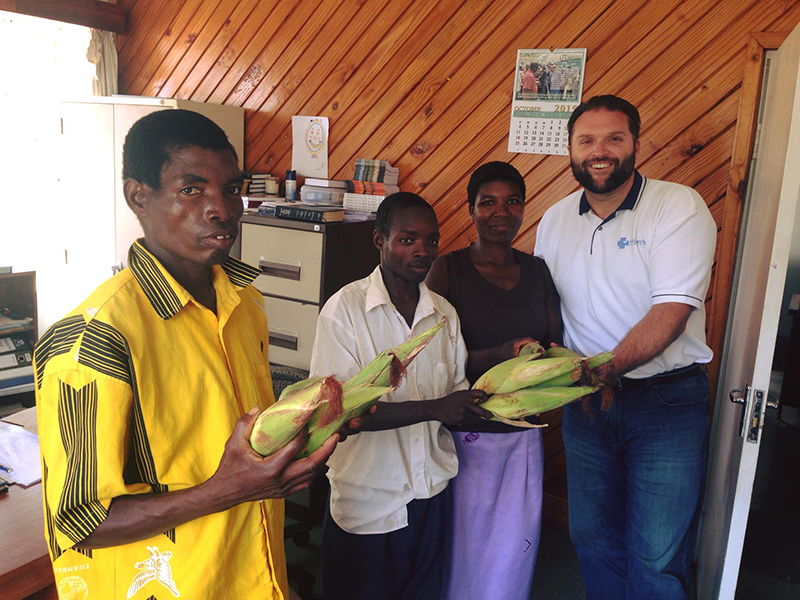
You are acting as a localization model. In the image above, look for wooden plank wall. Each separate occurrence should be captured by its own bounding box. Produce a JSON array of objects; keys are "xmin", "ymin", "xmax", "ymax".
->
[{"xmin": 116, "ymin": 0, "xmax": 800, "ymax": 529}]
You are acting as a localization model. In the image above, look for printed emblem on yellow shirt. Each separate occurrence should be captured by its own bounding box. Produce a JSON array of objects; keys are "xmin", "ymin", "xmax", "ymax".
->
[
  {"xmin": 58, "ymin": 575, "xmax": 89, "ymax": 600},
  {"xmin": 127, "ymin": 546, "xmax": 180, "ymax": 598}
]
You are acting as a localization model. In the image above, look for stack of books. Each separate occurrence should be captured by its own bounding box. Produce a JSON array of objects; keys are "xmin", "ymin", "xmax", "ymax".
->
[
  {"xmin": 352, "ymin": 158, "xmax": 399, "ymax": 184},
  {"xmin": 343, "ymin": 159, "xmax": 400, "ymax": 212},
  {"xmin": 243, "ymin": 172, "xmax": 279, "ymax": 197},
  {"xmin": 256, "ymin": 199, "xmax": 345, "ymax": 223}
]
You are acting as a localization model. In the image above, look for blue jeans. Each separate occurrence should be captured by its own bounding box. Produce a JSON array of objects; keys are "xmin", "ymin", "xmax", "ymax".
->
[{"xmin": 562, "ymin": 370, "xmax": 710, "ymax": 600}]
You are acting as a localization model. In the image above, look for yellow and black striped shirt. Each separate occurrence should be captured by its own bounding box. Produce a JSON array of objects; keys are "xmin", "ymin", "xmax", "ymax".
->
[{"xmin": 35, "ymin": 240, "xmax": 288, "ymax": 600}]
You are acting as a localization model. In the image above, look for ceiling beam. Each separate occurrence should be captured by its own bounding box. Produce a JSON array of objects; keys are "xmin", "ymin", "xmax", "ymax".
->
[{"xmin": 0, "ymin": 0, "xmax": 127, "ymax": 33}]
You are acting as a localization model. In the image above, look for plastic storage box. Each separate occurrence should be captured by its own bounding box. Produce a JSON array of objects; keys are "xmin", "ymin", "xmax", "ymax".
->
[{"xmin": 300, "ymin": 185, "xmax": 345, "ymax": 205}]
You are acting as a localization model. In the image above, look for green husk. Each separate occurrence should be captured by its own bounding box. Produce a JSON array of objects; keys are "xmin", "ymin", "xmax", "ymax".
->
[
  {"xmin": 491, "ymin": 357, "xmax": 582, "ymax": 395},
  {"xmin": 481, "ymin": 385, "xmax": 598, "ymax": 420},
  {"xmin": 343, "ymin": 317, "xmax": 446, "ymax": 392},
  {"xmin": 519, "ymin": 342, "xmax": 545, "ymax": 357},
  {"xmin": 249, "ymin": 376, "xmax": 343, "ymax": 456},
  {"xmin": 471, "ymin": 353, "xmax": 542, "ymax": 393},
  {"xmin": 298, "ymin": 318, "xmax": 447, "ymax": 456},
  {"xmin": 298, "ymin": 385, "xmax": 394, "ymax": 457},
  {"xmin": 543, "ymin": 346, "xmax": 581, "ymax": 359}
]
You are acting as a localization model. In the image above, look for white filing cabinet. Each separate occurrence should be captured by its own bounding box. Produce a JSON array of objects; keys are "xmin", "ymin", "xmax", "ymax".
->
[{"xmin": 237, "ymin": 214, "xmax": 379, "ymax": 370}]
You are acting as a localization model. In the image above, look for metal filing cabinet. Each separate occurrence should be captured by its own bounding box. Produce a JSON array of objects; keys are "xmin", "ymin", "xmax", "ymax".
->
[{"xmin": 236, "ymin": 214, "xmax": 379, "ymax": 370}]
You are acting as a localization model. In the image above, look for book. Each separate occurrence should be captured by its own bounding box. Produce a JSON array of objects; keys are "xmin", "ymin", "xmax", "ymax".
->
[
  {"xmin": 345, "ymin": 180, "xmax": 399, "ymax": 195},
  {"xmin": 304, "ymin": 178, "xmax": 347, "ymax": 188},
  {"xmin": 343, "ymin": 192, "xmax": 386, "ymax": 212},
  {"xmin": 354, "ymin": 158, "xmax": 398, "ymax": 169},
  {"xmin": 0, "ymin": 364, "xmax": 33, "ymax": 388},
  {"xmin": 0, "ymin": 350, "xmax": 32, "ymax": 372},
  {"xmin": 0, "ymin": 336, "xmax": 30, "ymax": 355},
  {"xmin": 352, "ymin": 158, "xmax": 399, "ymax": 183},
  {"xmin": 275, "ymin": 204, "xmax": 345, "ymax": 223}
]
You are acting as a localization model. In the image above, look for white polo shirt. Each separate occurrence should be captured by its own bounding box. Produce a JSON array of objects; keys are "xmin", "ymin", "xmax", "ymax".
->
[
  {"xmin": 310, "ymin": 266, "xmax": 468, "ymax": 534},
  {"xmin": 534, "ymin": 171, "xmax": 717, "ymax": 379}
]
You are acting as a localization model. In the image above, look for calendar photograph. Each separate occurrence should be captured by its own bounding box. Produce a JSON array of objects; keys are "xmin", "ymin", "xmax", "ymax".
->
[{"xmin": 508, "ymin": 48, "xmax": 587, "ymax": 155}]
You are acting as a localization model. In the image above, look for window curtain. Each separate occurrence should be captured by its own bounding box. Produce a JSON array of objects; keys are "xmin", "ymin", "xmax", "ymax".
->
[{"xmin": 87, "ymin": 28, "xmax": 118, "ymax": 96}]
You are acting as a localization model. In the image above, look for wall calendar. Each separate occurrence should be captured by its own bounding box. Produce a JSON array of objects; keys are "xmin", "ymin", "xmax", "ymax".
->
[{"xmin": 508, "ymin": 48, "xmax": 587, "ymax": 156}]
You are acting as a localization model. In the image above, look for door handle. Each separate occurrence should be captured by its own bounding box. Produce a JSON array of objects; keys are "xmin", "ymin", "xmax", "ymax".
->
[
  {"xmin": 729, "ymin": 389, "xmax": 746, "ymax": 404},
  {"xmin": 269, "ymin": 329, "xmax": 298, "ymax": 351},
  {"xmin": 259, "ymin": 258, "xmax": 301, "ymax": 281}
]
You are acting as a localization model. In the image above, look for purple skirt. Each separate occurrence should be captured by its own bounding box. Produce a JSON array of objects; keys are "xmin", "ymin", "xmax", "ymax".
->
[{"xmin": 442, "ymin": 428, "xmax": 543, "ymax": 600}]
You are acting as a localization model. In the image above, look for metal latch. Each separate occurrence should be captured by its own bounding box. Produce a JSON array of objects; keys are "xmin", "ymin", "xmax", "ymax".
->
[{"xmin": 729, "ymin": 386, "xmax": 769, "ymax": 443}]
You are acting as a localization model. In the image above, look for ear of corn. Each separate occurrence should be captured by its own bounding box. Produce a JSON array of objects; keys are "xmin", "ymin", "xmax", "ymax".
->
[
  {"xmin": 249, "ymin": 376, "xmax": 343, "ymax": 456},
  {"xmin": 249, "ymin": 319, "xmax": 446, "ymax": 457},
  {"xmin": 471, "ymin": 353, "xmax": 540, "ymax": 393},
  {"xmin": 544, "ymin": 346, "xmax": 581, "ymax": 359},
  {"xmin": 531, "ymin": 364, "xmax": 583, "ymax": 388},
  {"xmin": 299, "ymin": 385, "xmax": 394, "ymax": 457},
  {"xmin": 519, "ymin": 342, "xmax": 544, "ymax": 357},
  {"xmin": 481, "ymin": 385, "xmax": 598, "ymax": 420},
  {"xmin": 343, "ymin": 317, "xmax": 446, "ymax": 391},
  {"xmin": 472, "ymin": 347, "xmax": 613, "ymax": 423},
  {"xmin": 492, "ymin": 357, "xmax": 583, "ymax": 395},
  {"xmin": 587, "ymin": 352, "xmax": 614, "ymax": 369}
]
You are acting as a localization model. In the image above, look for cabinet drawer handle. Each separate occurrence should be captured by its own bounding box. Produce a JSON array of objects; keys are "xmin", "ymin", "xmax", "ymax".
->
[
  {"xmin": 259, "ymin": 258, "xmax": 301, "ymax": 281},
  {"xmin": 269, "ymin": 330, "xmax": 298, "ymax": 351}
]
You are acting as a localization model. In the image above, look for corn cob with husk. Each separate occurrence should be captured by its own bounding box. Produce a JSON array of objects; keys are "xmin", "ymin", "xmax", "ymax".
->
[
  {"xmin": 249, "ymin": 317, "xmax": 448, "ymax": 457},
  {"xmin": 543, "ymin": 346, "xmax": 580, "ymax": 359},
  {"xmin": 249, "ymin": 376, "xmax": 343, "ymax": 456},
  {"xmin": 298, "ymin": 317, "xmax": 448, "ymax": 456},
  {"xmin": 297, "ymin": 385, "xmax": 393, "ymax": 457},
  {"xmin": 471, "ymin": 346, "xmax": 615, "ymax": 426},
  {"xmin": 482, "ymin": 385, "xmax": 599, "ymax": 421},
  {"xmin": 342, "ymin": 317, "xmax": 446, "ymax": 392},
  {"xmin": 519, "ymin": 341, "xmax": 544, "ymax": 357},
  {"xmin": 473, "ymin": 356, "xmax": 583, "ymax": 395},
  {"xmin": 531, "ymin": 351, "xmax": 614, "ymax": 388}
]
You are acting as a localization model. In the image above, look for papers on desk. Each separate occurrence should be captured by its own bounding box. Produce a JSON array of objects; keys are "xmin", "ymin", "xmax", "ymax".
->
[
  {"xmin": 0, "ymin": 314, "xmax": 33, "ymax": 331},
  {"xmin": 0, "ymin": 421, "xmax": 41, "ymax": 486}
]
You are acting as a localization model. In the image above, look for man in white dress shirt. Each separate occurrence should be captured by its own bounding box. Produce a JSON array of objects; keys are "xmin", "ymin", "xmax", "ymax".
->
[{"xmin": 310, "ymin": 192, "xmax": 491, "ymax": 600}]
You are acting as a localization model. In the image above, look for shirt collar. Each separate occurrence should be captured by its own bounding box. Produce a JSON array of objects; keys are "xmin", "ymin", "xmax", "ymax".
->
[
  {"xmin": 128, "ymin": 240, "xmax": 261, "ymax": 320},
  {"xmin": 579, "ymin": 170, "xmax": 644, "ymax": 217},
  {"xmin": 364, "ymin": 265, "xmax": 441, "ymax": 324}
]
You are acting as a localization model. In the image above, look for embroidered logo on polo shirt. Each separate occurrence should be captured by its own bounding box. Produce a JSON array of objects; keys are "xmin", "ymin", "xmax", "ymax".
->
[{"xmin": 617, "ymin": 237, "xmax": 647, "ymax": 249}]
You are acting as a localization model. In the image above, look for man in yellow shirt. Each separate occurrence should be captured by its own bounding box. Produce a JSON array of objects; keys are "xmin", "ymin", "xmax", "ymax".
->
[{"xmin": 34, "ymin": 109, "xmax": 337, "ymax": 599}]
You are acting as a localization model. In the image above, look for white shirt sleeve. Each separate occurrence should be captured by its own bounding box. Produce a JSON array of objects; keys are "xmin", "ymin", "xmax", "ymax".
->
[
  {"xmin": 449, "ymin": 310, "xmax": 470, "ymax": 393},
  {"xmin": 647, "ymin": 187, "xmax": 717, "ymax": 309},
  {"xmin": 309, "ymin": 300, "xmax": 363, "ymax": 381},
  {"xmin": 533, "ymin": 211, "xmax": 549, "ymax": 259}
]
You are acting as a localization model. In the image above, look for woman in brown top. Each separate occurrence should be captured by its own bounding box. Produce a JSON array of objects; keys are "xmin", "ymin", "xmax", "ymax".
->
[{"xmin": 426, "ymin": 162, "xmax": 562, "ymax": 600}]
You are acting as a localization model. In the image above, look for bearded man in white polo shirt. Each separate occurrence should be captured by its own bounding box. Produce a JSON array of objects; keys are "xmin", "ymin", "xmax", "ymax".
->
[{"xmin": 534, "ymin": 95, "xmax": 717, "ymax": 600}]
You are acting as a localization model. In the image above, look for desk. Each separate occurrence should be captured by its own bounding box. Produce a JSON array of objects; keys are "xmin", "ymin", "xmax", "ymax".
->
[{"xmin": 0, "ymin": 407, "xmax": 56, "ymax": 600}]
